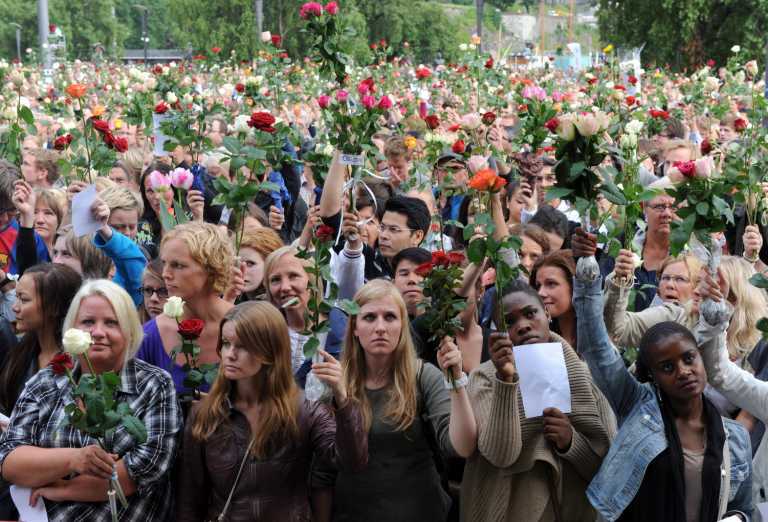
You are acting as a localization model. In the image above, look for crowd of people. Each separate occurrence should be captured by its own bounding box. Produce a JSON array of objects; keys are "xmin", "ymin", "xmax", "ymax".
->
[{"xmin": 0, "ymin": 22, "xmax": 767, "ymax": 522}]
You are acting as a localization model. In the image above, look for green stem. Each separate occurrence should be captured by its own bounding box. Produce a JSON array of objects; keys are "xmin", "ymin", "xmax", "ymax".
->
[
  {"xmin": 83, "ymin": 353, "xmax": 98, "ymax": 376},
  {"xmin": 79, "ymin": 100, "xmax": 94, "ymax": 184}
]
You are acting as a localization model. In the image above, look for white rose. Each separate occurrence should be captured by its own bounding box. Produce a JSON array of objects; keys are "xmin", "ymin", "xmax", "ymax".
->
[
  {"xmin": 734, "ymin": 70, "xmax": 746, "ymax": 84},
  {"xmin": 625, "ymin": 119, "xmax": 644, "ymax": 135},
  {"xmin": 703, "ymin": 76, "xmax": 720, "ymax": 93},
  {"xmin": 261, "ymin": 31, "xmax": 272, "ymax": 43},
  {"xmin": 573, "ymin": 113, "xmax": 600, "ymax": 137},
  {"xmin": 632, "ymin": 253, "xmax": 642, "ymax": 268},
  {"xmin": 731, "ymin": 45, "xmax": 741, "ymax": 53},
  {"xmin": 619, "ymin": 133, "xmax": 637, "ymax": 149},
  {"xmin": 556, "ymin": 115, "xmax": 576, "ymax": 141},
  {"xmin": 182, "ymin": 93, "xmax": 194, "ymax": 105},
  {"xmin": 459, "ymin": 43, "xmax": 469, "ymax": 52},
  {"xmin": 166, "ymin": 91, "xmax": 178, "ymax": 104},
  {"xmin": 62, "ymin": 328, "xmax": 92, "ymax": 355},
  {"xmin": 163, "ymin": 296, "xmax": 185, "ymax": 319},
  {"xmin": 233, "ymin": 114, "xmax": 251, "ymax": 133},
  {"xmin": 746, "ymin": 60, "xmax": 759, "ymax": 77},
  {"xmin": 322, "ymin": 143, "xmax": 335, "ymax": 156},
  {"xmin": 605, "ymin": 81, "xmax": 615, "ymax": 89}
]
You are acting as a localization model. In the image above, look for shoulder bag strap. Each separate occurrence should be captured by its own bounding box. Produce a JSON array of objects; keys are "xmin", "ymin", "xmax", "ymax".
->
[{"xmin": 215, "ymin": 437, "xmax": 256, "ymax": 522}]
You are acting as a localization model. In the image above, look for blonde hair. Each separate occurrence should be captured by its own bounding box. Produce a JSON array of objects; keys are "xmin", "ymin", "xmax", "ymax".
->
[
  {"xmin": 342, "ymin": 279, "xmax": 418, "ymax": 431},
  {"xmin": 120, "ymin": 148, "xmax": 144, "ymax": 183},
  {"xmin": 62, "ymin": 279, "xmax": 144, "ymax": 362},
  {"xmin": 191, "ymin": 301, "xmax": 300, "ymax": 457},
  {"xmin": 99, "ymin": 185, "xmax": 144, "ymax": 216},
  {"xmin": 721, "ymin": 256, "xmax": 767, "ymax": 359},
  {"xmin": 662, "ymin": 139, "xmax": 699, "ymax": 160},
  {"xmin": 263, "ymin": 246, "xmax": 309, "ymax": 305},
  {"xmin": 240, "ymin": 229, "xmax": 284, "ymax": 260},
  {"xmin": 659, "ymin": 254, "xmax": 703, "ymax": 289},
  {"xmin": 34, "ymin": 188, "xmax": 65, "ymax": 229},
  {"xmin": 161, "ymin": 222, "xmax": 234, "ymax": 294},
  {"xmin": 94, "ymin": 176, "xmax": 117, "ymax": 192}
]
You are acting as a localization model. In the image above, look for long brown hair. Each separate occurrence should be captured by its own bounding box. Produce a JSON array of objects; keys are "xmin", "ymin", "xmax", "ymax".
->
[
  {"xmin": 191, "ymin": 301, "xmax": 300, "ymax": 457},
  {"xmin": 342, "ymin": 279, "xmax": 418, "ymax": 431}
]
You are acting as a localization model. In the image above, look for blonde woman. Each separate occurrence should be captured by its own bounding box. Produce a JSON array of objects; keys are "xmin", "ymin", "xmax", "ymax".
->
[
  {"xmin": 176, "ymin": 301, "xmax": 367, "ymax": 522},
  {"xmin": 137, "ymin": 222, "xmax": 234, "ymax": 394},
  {"xmin": 332, "ymin": 279, "xmax": 476, "ymax": 522},
  {"xmin": 0, "ymin": 280, "xmax": 181, "ymax": 521},
  {"xmin": 11, "ymin": 181, "xmax": 65, "ymax": 273}
]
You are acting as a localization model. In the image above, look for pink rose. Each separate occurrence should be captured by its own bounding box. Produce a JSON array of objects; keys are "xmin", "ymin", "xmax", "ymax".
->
[
  {"xmin": 324, "ymin": 1, "xmax": 338, "ymax": 15},
  {"xmin": 362, "ymin": 95, "xmax": 376, "ymax": 110},
  {"xmin": 377, "ymin": 95, "xmax": 393, "ymax": 109},
  {"xmin": 695, "ymin": 157, "xmax": 714, "ymax": 178},
  {"xmin": 552, "ymin": 90, "xmax": 564, "ymax": 102},
  {"xmin": 335, "ymin": 89, "xmax": 349, "ymax": 102},
  {"xmin": 299, "ymin": 2, "xmax": 323, "ymax": 18},
  {"xmin": 467, "ymin": 155, "xmax": 488, "ymax": 174},
  {"xmin": 521, "ymin": 85, "xmax": 547, "ymax": 101},
  {"xmin": 170, "ymin": 168, "xmax": 193, "ymax": 190},
  {"xmin": 148, "ymin": 170, "xmax": 172, "ymax": 193},
  {"xmin": 317, "ymin": 94, "xmax": 331, "ymax": 109}
]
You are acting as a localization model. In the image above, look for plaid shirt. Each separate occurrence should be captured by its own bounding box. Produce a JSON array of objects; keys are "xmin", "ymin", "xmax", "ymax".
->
[{"xmin": 0, "ymin": 358, "xmax": 181, "ymax": 522}]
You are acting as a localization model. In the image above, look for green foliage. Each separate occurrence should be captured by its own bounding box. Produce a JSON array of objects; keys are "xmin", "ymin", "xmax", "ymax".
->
[{"xmin": 598, "ymin": 0, "xmax": 768, "ymax": 70}]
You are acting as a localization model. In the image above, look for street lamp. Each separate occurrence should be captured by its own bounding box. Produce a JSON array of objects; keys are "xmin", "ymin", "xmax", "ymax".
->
[
  {"xmin": 9, "ymin": 23, "xmax": 21, "ymax": 63},
  {"xmin": 134, "ymin": 4, "xmax": 149, "ymax": 66}
]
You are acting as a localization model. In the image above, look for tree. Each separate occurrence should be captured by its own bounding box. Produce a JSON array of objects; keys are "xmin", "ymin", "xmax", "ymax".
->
[{"xmin": 598, "ymin": 0, "xmax": 768, "ymax": 70}]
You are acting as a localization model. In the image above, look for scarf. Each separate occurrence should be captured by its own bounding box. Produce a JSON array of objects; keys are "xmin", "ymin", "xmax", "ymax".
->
[{"xmin": 618, "ymin": 391, "xmax": 725, "ymax": 522}]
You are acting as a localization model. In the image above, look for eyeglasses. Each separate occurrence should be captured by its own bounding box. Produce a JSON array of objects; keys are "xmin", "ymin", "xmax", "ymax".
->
[
  {"xmin": 660, "ymin": 275, "xmax": 690, "ymax": 285},
  {"xmin": 648, "ymin": 203, "xmax": 677, "ymax": 213},
  {"xmin": 140, "ymin": 286, "xmax": 169, "ymax": 299},
  {"xmin": 379, "ymin": 224, "xmax": 413, "ymax": 235}
]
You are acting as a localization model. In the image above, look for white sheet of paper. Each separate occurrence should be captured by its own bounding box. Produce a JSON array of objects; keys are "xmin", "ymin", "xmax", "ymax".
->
[
  {"xmin": 757, "ymin": 503, "xmax": 768, "ymax": 521},
  {"xmin": 152, "ymin": 113, "xmax": 170, "ymax": 157},
  {"xmin": 513, "ymin": 342, "xmax": 572, "ymax": 418},
  {"xmin": 10, "ymin": 485, "xmax": 48, "ymax": 522},
  {"xmin": 71, "ymin": 184, "xmax": 101, "ymax": 238}
]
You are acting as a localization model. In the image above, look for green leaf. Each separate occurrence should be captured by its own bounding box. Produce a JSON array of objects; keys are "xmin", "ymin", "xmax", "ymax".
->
[
  {"xmin": 750, "ymin": 273, "xmax": 768, "ymax": 289},
  {"xmin": 303, "ymin": 336, "xmax": 320, "ymax": 359},
  {"xmin": 122, "ymin": 415, "xmax": 148, "ymax": 444},
  {"xmin": 173, "ymin": 199, "xmax": 189, "ymax": 225},
  {"xmin": 467, "ymin": 237, "xmax": 487, "ymax": 264},
  {"xmin": 757, "ymin": 317, "xmax": 768, "ymax": 335},
  {"xmin": 544, "ymin": 187, "xmax": 574, "ymax": 201},
  {"xmin": 18, "ymin": 106, "xmax": 34, "ymax": 125},
  {"xmin": 336, "ymin": 299, "xmax": 361, "ymax": 315},
  {"xmin": 102, "ymin": 372, "xmax": 121, "ymax": 388},
  {"xmin": 695, "ymin": 202, "xmax": 710, "ymax": 215},
  {"xmin": 157, "ymin": 200, "xmax": 177, "ymax": 232}
]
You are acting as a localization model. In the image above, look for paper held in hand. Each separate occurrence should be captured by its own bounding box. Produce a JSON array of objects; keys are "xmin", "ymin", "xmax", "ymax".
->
[
  {"xmin": 513, "ymin": 342, "xmax": 572, "ymax": 418},
  {"xmin": 10, "ymin": 485, "xmax": 49, "ymax": 522}
]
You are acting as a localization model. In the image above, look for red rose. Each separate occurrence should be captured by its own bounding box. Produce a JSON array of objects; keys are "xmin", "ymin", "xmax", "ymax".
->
[
  {"xmin": 414, "ymin": 262, "xmax": 433, "ymax": 277},
  {"xmin": 50, "ymin": 352, "xmax": 74, "ymax": 375},
  {"xmin": 707, "ymin": 59, "xmax": 716, "ymax": 67},
  {"xmin": 626, "ymin": 95, "xmax": 636, "ymax": 106},
  {"xmin": 452, "ymin": 139, "xmax": 465, "ymax": 154},
  {"xmin": 152, "ymin": 65, "xmax": 163, "ymax": 75},
  {"xmin": 114, "ymin": 137, "xmax": 129, "ymax": 153},
  {"xmin": 587, "ymin": 77, "xmax": 598, "ymax": 85},
  {"xmin": 447, "ymin": 252, "xmax": 465, "ymax": 266},
  {"xmin": 424, "ymin": 114, "xmax": 440, "ymax": 130},
  {"xmin": 673, "ymin": 160, "xmax": 696, "ymax": 179},
  {"xmin": 482, "ymin": 111, "xmax": 496, "ymax": 125},
  {"xmin": 517, "ymin": 104, "xmax": 528, "ymax": 113},
  {"xmin": 178, "ymin": 318, "xmax": 205, "ymax": 340},
  {"xmin": 248, "ymin": 111, "xmax": 276, "ymax": 133},
  {"xmin": 154, "ymin": 102, "xmax": 169, "ymax": 114},
  {"xmin": 49, "ymin": 24, "xmax": 56, "ymax": 33},
  {"xmin": 649, "ymin": 109, "xmax": 670, "ymax": 120},
  {"xmin": 193, "ymin": 54, "xmax": 206, "ymax": 61},
  {"xmin": 544, "ymin": 117, "xmax": 559, "ymax": 133},
  {"xmin": 92, "ymin": 119, "xmax": 110, "ymax": 133},
  {"xmin": 271, "ymin": 34, "xmax": 282, "ymax": 47},
  {"xmin": 416, "ymin": 67, "xmax": 432, "ymax": 80},
  {"xmin": 235, "ymin": 83, "xmax": 245, "ymax": 93},
  {"xmin": 211, "ymin": 47, "xmax": 222, "ymax": 54},
  {"xmin": 734, "ymin": 118, "xmax": 748, "ymax": 132},
  {"xmin": 485, "ymin": 57, "xmax": 494, "ymax": 69},
  {"xmin": 447, "ymin": 123, "xmax": 460, "ymax": 132},
  {"xmin": 628, "ymin": 75, "xmax": 638, "ymax": 85},
  {"xmin": 379, "ymin": 39, "xmax": 387, "ymax": 47},
  {"xmin": 279, "ymin": 52, "xmax": 289, "ymax": 59},
  {"xmin": 378, "ymin": 96, "xmax": 393, "ymax": 110},
  {"xmin": 53, "ymin": 134, "xmax": 73, "ymax": 151},
  {"xmin": 324, "ymin": 1, "xmax": 338, "ymax": 15},
  {"xmin": 700, "ymin": 138, "xmax": 712, "ymax": 156},
  {"xmin": 315, "ymin": 224, "xmax": 335, "ymax": 242},
  {"xmin": 370, "ymin": 43, "xmax": 378, "ymax": 50},
  {"xmin": 103, "ymin": 131, "xmax": 115, "ymax": 148},
  {"xmin": 431, "ymin": 251, "xmax": 450, "ymax": 267},
  {"xmin": 614, "ymin": 84, "xmax": 626, "ymax": 91}
]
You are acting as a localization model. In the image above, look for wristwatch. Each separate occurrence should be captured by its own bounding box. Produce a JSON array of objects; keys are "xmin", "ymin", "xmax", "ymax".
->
[{"xmin": 444, "ymin": 371, "xmax": 469, "ymax": 391}]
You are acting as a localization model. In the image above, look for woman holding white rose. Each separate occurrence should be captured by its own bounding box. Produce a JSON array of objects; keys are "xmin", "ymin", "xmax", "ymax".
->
[
  {"xmin": 137, "ymin": 222, "xmax": 235, "ymax": 394},
  {"xmin": 0, "ymin": 279, "xmax": 181, "ymax": 521}
]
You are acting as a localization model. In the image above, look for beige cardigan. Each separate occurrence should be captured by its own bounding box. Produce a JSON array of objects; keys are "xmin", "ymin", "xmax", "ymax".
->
[{"xmin": 460, "ymin": 337, "xmax": 616, "ymax": 522}]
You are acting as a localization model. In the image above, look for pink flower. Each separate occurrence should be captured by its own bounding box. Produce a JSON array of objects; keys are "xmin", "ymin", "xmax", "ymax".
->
[
  {"xmin": 552, "ymin": 91, "xmax": 564, "ymax": 102},
  {"xmin": 521, "ymin": 85, "xmax": 547, "ymax": 101},
  {"xmin": 694, "ymin": 157, "xmax": 714, "ymax": 178},
  {"xmin": 148, "ymin": 170, "xmax": 172, "ymax": 193},
  {"xmin": 377, "ymin": 95, "xmax": 393, "ymax": 109},
  {"xmin": 299, "ymin": 2, "xmax": 323, "ymax": 19},
  {"xmin": 317, "ymin": 94, "xmax": 331, "ymax": 109},
  {"xmin": 170, "ymin": 168, "xmax": 193, "ymax": 190},
  {"xmin": 362, "ymin": 95, "xmax": 376, "ymax": 110},
  {"xmin": 357, "ymin": 82, "xmax": 370, "ymax": 96},
  {"xmin": 324, "ymin": 1, "xmax": 338, "ymax": 15},
  {"xmin": 335, "ymin": 89, "xmax": 349, "ymax": 102}
]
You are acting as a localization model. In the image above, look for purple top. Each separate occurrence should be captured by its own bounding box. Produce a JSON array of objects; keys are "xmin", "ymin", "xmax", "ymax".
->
[{"xmin": 137, "ymin": 318, "xmax": 210, "ymax": 394}]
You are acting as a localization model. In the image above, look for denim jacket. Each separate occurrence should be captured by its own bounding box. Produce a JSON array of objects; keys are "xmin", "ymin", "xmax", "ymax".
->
[{"xmin": 573, "ymin": 275, "xmax": 753, "ymax": 521}]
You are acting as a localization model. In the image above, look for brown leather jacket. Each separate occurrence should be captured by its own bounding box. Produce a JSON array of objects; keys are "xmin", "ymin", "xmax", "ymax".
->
[{"xmin": 176, "ymin": 396, "xmax": 367, "ymax": 521}]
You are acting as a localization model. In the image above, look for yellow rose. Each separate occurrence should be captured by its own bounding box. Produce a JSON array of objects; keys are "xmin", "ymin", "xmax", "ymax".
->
[
  {"xmin": 603, "ymin": 44, "xmax": 614, "ymax": 53},
  {"xmin": 114, "ymin": 118, "xmax": 123, "ymax": 130},
  {"xmin": 404, "ymin": 136, "xmax": 417, "ymax": 150}
]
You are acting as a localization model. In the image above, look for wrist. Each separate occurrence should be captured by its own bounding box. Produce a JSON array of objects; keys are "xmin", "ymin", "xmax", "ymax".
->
[
  {"xmin": 744, "ymin": 250, "xmax": 759, "ymax": 263},
  {"xmin": 444, "ymin": 371, "xmax": 469, "ymax": 391}
]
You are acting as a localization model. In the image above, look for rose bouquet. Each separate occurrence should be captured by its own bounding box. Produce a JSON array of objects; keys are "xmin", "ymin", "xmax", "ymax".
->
[
  {"xmin": 162, "ymin": 296, "xmax": 218, "ymax": 399},
  {"xmin": 415, "ymin": 251, "xmax": 467, "ymax": 388},
  {"xmin": 545, "ymin": 110, "xmax": 611, "ymax": 279},
  {"xmin": 299, "ymin": 1, "xmax": 347, "ymax": 85},
  {"xmin": 296, "ymin": 224, "xmax": 360, "ymax": 401},
  {"xmin": 57, "ymin": 329, "xmax": 147, "ymax": 522},
  {"xmin": 514, "ymin": 84, "xmax": 557, "ymax": 154}
]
